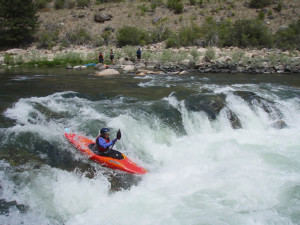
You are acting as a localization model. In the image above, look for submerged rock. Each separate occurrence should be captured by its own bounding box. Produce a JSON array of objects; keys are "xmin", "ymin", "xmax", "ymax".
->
[
  {"xmin": 235, "ymin": 91, "xmax": 285, "ymax": 124},
  {"xmin": 0, "ymin": 199, "xmax": 28, "ymax": 215},
  {"xmin": 185, "ymin": 94, "xmax": 226, "ymax": 120},
  {"xmin": 185, "ymin": 94, "xmax": 242, "ymax": 129}
]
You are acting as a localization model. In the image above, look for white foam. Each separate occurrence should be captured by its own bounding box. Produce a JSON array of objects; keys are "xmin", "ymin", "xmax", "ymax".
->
[{"xmin": 1, "ymin": 87, "xmax": 300, "ymax": 225}]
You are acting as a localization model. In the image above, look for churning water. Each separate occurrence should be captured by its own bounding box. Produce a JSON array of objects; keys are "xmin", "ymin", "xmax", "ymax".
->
[{"xmin": 0, "ymin": 68, "xmax": 300, "ymax": 225}]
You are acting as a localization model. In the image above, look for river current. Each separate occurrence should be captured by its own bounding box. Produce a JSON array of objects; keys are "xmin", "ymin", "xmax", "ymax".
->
[{"xmin": 0, "ymin": 68, "xmax": 300, "ymax": 225}]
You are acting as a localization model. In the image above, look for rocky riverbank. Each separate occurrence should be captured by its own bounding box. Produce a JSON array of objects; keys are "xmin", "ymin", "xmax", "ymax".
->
[{"xmin": 1, "ymin": 44, "xmax": 300, "ymax": 74}]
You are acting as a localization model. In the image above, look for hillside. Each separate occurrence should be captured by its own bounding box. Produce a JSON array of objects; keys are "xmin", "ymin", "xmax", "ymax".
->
[{"xmin": 36, "ymin": 0, "xmax": 300, "ymax": 47}]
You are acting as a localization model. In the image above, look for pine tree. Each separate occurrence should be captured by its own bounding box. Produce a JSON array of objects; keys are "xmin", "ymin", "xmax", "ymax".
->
[{"xmin": 0, "ymin": 0, "xmax": 39, "ymax": 48}]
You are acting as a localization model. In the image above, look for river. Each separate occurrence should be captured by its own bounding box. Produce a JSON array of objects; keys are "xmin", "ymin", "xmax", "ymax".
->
[{"xmin": 0, "ymin": 68, "xmax": 300, "ymax": 225}]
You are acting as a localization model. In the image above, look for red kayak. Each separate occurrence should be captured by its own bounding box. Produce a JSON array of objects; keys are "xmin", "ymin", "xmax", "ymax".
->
[{"xmin": 64, "ymin": 129, "xmax": 147, "ymax": 174}]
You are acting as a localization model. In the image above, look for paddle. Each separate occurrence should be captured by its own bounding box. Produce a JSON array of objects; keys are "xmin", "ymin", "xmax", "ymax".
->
[{"xmin": 110, "ymin": 129, "xmax": 121, "ymax": 149}]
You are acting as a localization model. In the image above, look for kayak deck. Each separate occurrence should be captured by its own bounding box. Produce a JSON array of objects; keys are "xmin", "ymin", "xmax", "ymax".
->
[{"xmin": 65, "ymin": 132, "xmax": 147, "ymax": 174}]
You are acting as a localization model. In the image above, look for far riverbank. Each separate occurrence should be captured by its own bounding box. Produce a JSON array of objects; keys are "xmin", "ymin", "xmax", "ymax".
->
[{"xmin": 1, "ymin": 44, "xmax": 300, "ymax": 74}]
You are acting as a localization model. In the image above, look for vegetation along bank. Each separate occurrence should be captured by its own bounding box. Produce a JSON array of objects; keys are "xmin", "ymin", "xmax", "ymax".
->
[{"xmin": 0, "ymin": 0, "xmax": 299, "ymax": 74}]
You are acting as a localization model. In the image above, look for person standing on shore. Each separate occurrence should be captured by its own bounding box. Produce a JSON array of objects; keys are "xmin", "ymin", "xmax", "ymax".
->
[
  {"xmin": 110, "ymin": 49, "xmax": 114, "ymax": 64},
  {"xmin": 98, "ymin": 51, "xmax": 104, "ymax": 64},
  {"xmin": 136, "ymin": 47, "xmax": 142, "ymax": 62}
]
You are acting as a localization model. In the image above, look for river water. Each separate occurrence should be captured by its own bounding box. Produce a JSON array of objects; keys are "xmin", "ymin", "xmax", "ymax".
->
[{"xmin": 0, "ymin": 68, "xmax": 300, "ymax": 225}]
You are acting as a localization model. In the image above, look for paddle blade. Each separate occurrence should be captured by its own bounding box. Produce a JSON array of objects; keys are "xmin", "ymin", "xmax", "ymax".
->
[{"xmin": 117, "ymin": 129, "xmax": 121, "ymax": 140}]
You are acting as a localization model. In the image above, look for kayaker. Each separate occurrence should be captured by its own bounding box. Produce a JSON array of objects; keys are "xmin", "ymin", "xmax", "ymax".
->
[
  {"xmin": 98, "ymin": 51, "xmax": 104, "ymax": 64},
  {"xmin": 96, "ymin": 128, "xmax": 117, "ymax": 155},
  {"xmin": 136, "ymin": 47, "xmax": 142, "ymax": 62}
]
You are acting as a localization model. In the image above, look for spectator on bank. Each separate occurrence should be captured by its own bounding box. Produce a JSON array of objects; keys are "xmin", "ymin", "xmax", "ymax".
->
[{"xmin": 136, "ymin": 47, "xmax": 142, "ymax": 62}]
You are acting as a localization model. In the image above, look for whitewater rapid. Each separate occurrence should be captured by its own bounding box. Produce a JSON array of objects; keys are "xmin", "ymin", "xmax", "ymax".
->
[{"xmin": 0, "ymin": 73, "xmax": 300, "ymax": 225}]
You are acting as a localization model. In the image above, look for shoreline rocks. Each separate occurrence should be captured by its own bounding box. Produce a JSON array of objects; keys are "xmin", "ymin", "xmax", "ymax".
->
[{"xmin": 1, "ymin": 44, "xmax": 300, "ymax": 74}]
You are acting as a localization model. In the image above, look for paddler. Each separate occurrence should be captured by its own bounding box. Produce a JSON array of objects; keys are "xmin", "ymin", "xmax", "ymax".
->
[{"xmin": 96, "ymin": 128, "xmax": 117, "ymax": 155}]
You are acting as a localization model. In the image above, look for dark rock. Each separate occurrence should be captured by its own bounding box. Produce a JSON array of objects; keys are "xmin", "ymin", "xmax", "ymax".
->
[
  {"xmin": 272, "ymin": 120, "xmax": 287, "ymax": 129},
  {"xmin": 234, "ymin": 91, "xmax": 284, "ymax": 120},
  {"xmin": 152, "ymin": 17, "xmax": 162, "ymax": 24},
  {"xmin": 94, "ymin": 13, "xmax": 113, "ymax": 23},
  {"xmin": 185, "ymin": 94, "xmax": 226, "ymax": 120},
  {"xmin": 77, "ymin": 14, "xmax": 85, "ymax": 18},
  {"xmin": 226, "ymin": 109, "xmax": 242, "ymax": 129},
  {"xmin": 104, "ymin": 26, "xmax": 115, "ymax": 32},
  {"xmin": 0, "ymin": 199, "xmax": 29, "ymax": 215}
]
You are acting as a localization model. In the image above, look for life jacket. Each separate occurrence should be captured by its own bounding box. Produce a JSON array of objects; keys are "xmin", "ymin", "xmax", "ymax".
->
[{"xmin": 96, "ymin": 135, "xmax": 110, "ymax": 152}]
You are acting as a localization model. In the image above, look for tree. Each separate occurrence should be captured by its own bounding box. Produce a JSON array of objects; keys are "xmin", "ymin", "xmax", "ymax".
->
[{"xmin": 0, "ymin": 0, "xmax": 39, "ymax": 48}]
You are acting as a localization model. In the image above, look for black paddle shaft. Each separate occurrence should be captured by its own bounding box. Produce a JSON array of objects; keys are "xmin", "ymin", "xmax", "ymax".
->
[{"xmin": 110, "ymin": 129, "xmax": 121, "ymax": 149}]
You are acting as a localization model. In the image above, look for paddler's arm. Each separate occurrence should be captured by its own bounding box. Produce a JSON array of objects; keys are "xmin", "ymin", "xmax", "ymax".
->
[{"xmin": 98, "ymin": 137, "xmax": 117, "ymax": 149}]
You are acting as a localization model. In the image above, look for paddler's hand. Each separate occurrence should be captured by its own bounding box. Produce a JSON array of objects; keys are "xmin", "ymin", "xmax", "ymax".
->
[{"xmin": 112, "ymin": 138, "xmax": 117, "ymax": 144}]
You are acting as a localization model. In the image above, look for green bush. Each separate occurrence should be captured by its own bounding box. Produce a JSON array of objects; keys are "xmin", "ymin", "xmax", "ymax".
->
[
  {"xmin": 151, "ymin": 26, "xmax": 172, "ymax": 43},
  {"xmin": 117, "ymin": 26, "xmax": 151, "ymax": 47},
  {"xmin": 274, "ymin": 19, "xmax": 300, "ymax": 50},
  {"xmin": 200, "ymin": 17, "xmax": 219, "ymax": 46},
  {"xmin": 77, "ymin": 0, "xmax": 89, "ymax": 7},
  {"xmin": 167, "ymin": 0, "xmax": 184, "ymax": 14},
  {"xmin": 217, "ymin": 19, "xmax": 233, "ymax": 47},
  {"xmin": 178, "ymin": 25, "xmax": 200, "ymax": 46},
  {"xmin": 230, "ymin": 19, "xmax": 273, "ymax": 48},
  {"xmin": 258, "ymin": 11, "xmax": 265, "ymax": 20},
  {"xmin": 189, "ymin": 0, "xmax": 196, "ymax": 6},
  {"xmin": 166, "ymin": 35, "xmax": 179, "ymax": 48},
  {"xmin": 101, "ymin": 30, "xmax": 111, "ymax": 45},
  {"xmin": 205, "ymin": 48, "xmax": 216, "ymax": 61},
  {"xmin": 249, "ymin": 0, "xmax": 272, "ymax": 8},
  {"xmin": 65, "ymin": 0, "xmax": 76, "ymax": 8},
  {"xmin": 274, "ymin": 3, "xmax": 282, "ymax": 12},
  {"xmin": 54, "ymin": 0, "xmax": 65, "ymax": 9},
  {"xmin": 4, "ymin": 54, "xmax": 14, "ymax": 64},
  {"xmin": 64, "ymin": 28, "xmax": 91, "ymax": 45},
  {"xmin": 35, "ymin": 0, "xmax": 49, "ymax": 9},
  {"xmin": 37, "ymin": 29, "xmax": 60, "ymax": 49}
]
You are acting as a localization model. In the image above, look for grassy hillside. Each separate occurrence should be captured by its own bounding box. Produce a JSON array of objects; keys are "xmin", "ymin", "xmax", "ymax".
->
[{"xmin": 34, "ymin": 0, "xmax": 300, "ymax": 48}]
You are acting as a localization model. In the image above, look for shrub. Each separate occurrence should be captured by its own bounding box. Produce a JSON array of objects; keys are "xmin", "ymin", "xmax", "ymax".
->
[
  {"xmin": 189, "ymin": 0, "xmax": 196, "ymax": 6},
  {"xmin": 122, "ymin": 46, "xmax": 136, "ymax": 60},
  {"xmin": 65, "ymin": 0, "xmax": 76, "ymax": 8},
  {"xmin": 230, "ymin": 19, "xmax": 273, "ymax": 48},
  {"xmin": 167, "ymin": 0, "xmax": 184, "ymax": 14},
  {"xmin": 178, "ymin": 25, "xmax": 200, "ymax": 46},
  {"xmin": 35, "ymin": 0, "xmax": 49, "ymax": 9},
  {"xmin": 117, "ymin": 26, "xmax": 151, "ymax": 47},
  {"xmin": 217, "ymin": 19, "xmax": 233, "ymax": 47},
  {"xmin": 249, "ymin": 0, "xmax": 272, "ymax": 8},
  {"xmin": 274, "ymin": 3, "xmax": 282, "ymax": 12},
  {"xmin": 258, "ymin": 11, "xmax": 265, "ymax": 20},
  {"xmin": 151, "ymin": 26, "xmax": 172, "ymax": 43},
  {"xmin": 200, "ymin": 17, "xmax": 219, "ymax": 46},
  {"xmin": 232, "ymin": 49, "xmax": 245, "ymax": 63},
  {"xmin": 190, "ymin": 48, "xmax": 200, "ymax": 61},
  {"xmin": 205, "ymin": 48, "xmax": 216, "ymax": 61},
  {"xmin": 4, "ymin": 54, "xmax": 14, "ymax": 64},
  {"xmin": 274, "ymin": 19, "xmax": 300, "ymax": 50},
  {"xmin": 37, "ymin": 29, "xmax": 60, "ymax": 49},
  {"xmin": 101, "ymin": 30, "xmax": 111, "ymax": 45},
  {"xmin": 54, "ymin": 0, "xmax": 65, "ymax": 9},
  {"xmin": 160, "ymin": 49, "xmax": 174, "ymax": 63},
  {"xmin": 64, "ymin": 28, "xmax": 91, "ymax": 45},
  {"xmin": 166, "ymin": 35, "xmax": 179, "ymax": 48},
  {"xmin": 77, "ymin": 0, "xmax": 89, "ymax": 7}
]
